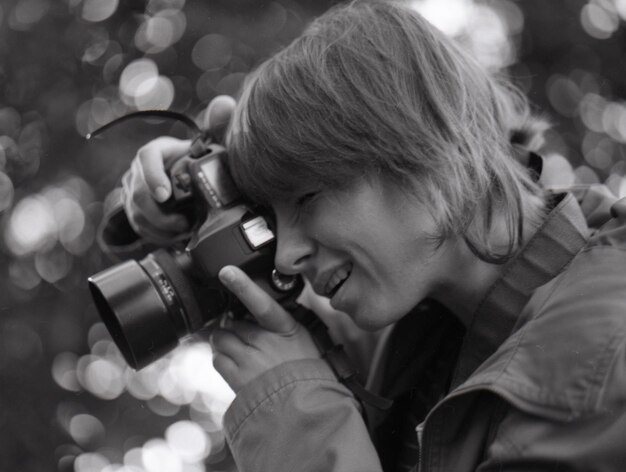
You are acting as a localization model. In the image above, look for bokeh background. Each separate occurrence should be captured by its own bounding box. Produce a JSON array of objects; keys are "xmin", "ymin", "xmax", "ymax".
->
[{"xmin": 1, "ymin": 0, "xmax": 625, "ymax": 471}]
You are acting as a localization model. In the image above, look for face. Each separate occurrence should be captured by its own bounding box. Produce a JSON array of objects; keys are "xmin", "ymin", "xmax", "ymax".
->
[{"xmin": 271, "ymin": 177, "xmax": 456, "ymax": 331}]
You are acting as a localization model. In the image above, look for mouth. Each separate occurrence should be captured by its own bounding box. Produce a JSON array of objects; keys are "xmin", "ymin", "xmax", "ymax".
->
[{"xmin": 323, "ymin": 265, "xmax": 352, "ymax": 299}]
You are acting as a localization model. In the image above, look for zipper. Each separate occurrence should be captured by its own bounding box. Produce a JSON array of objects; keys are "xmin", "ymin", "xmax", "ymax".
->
[{"xmin": 415, "ymin": 422, "xmax": 424, "ymax": 472}]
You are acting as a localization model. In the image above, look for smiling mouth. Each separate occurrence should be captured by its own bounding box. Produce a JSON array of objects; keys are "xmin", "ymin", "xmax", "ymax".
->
[{"xmin": 324, "ymin": 266, "xmax": 351, "ymax": 298}]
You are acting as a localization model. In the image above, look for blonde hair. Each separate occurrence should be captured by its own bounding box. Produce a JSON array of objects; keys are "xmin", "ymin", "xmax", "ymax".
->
[{"xmin": 227, "ymin": 0, "xmax": 547, "ymax": 263}]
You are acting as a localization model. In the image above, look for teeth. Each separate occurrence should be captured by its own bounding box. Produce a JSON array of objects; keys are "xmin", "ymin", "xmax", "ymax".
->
[{"xmin": 325, "ymin": 267, "xmax": 351, "ymax": 296}]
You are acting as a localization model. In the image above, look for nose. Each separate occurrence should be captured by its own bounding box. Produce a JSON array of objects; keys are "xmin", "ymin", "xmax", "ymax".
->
[{"xmin": 274, "ymin": 218, "xmax": 314, "ymax": 275}]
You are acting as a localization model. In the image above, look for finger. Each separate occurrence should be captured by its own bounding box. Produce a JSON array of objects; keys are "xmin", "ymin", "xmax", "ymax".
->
[
  {"xmin": 136, "ymin": 137, "xmax": 192, "ymax": 202},
  {"xmin": 122, "ymin": 166, "xmax": 189, "ymax": 238},
  {"xmin": 578, "ymin": 184, "xmax": 616, "ymax": 227},
  {"xmin": 203, "ymin": 95, "xmax": 236, "ymax": 142},
  {"xmin": 226, "ymin": 319, "xmax": 268, "ymax": 348},
  {"xmin": 212, "ymin": 352, "xmax": 238, "ymax": 384},
  {"xmin": 211, "ymin": 328, "xmax": 247, "ymax": 356},
  {"xmin": 218, "ymin": 265, "xmax": 298, "ymax": 335}
]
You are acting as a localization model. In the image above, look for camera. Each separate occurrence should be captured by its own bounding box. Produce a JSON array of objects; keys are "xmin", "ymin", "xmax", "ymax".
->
[{"xmin": 88, "ymin": 136, "xmax": 301, "ymax": 370}]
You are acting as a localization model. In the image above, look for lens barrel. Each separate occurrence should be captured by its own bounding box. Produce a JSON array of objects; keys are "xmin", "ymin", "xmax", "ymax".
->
[{"xmin": 88, "ymin": 259, "xmax": 182, "ymax": 369}]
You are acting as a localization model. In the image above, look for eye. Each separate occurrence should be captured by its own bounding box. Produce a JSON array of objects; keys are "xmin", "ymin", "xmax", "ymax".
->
[
  {"xmin": 293, "ymin": 191, "xmax": 320, "ymax": 220},
  {"xmin": 296, "ymin": 191, "xmax": 318, "ymax": 207}
]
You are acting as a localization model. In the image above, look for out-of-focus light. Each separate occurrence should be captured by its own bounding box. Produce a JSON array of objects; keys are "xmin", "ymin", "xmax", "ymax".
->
[
  {"xmin": 158, "ymin": 365, "xmax": 194, "ymax": 405},
  {"xmin": 465, "ymin": 4, "xmax": 513, "ymax": 70},
  {"xmin": 69, "ymin": 414, "xmax": 106, "ymax": 448},
  {"xmin": 9, "ymin": 260, "xmax": 41, "ymax": 290},
  {"xmin": 103, "ymin": 52, "xmax": 124, "ymax": 84},
  {"xmin": 52, "ymin": 352, "xmax": 81, "ymax": 392},
  {"xmin": 123, "ymin": 448, "xmax": 144, "ymax": 469},
  {"xmin": 547, "ymin": 75, "xmax": 582, "ymax": 118},
  {"xmin": 126, "ymin": 365, "xmax": 161, "ymax": 401},
  {"xmin": 134, "ymin": 76, "xmax": 175, "ymax": 110},
  {"xmin": 411, "ymin": 0, "xmax": 473, "ymax": 37},
  {"xmin": 256, "ymin": 2, "xmax": 288, "ymax": 38},
  {"xmin": 82, "ymin": 0, "xmax": 119, "ymax": 22},
  {"xmin": 191, "ymin": 34, "xmax": 232, "ymax": 71},
  {"xmin": 135, "ymin": 10, "xmax": 186, "ymax": 54},
  {"xmin": 580, "ymin": 93, "xmax": 608, "ymax": 133},
  {"xmin": 34, "ymin": 247, "xmax": 73, "ymax": 283},
  {"xmin": 54, "ymin": 197, "xmax": 86, "ymax": 243},
  {"xmin": 9, "ymin": 0, "xmax": 50, "ymax": 31},
  {"xmin": 119, "ymin": 59, "xmax": 174, "ymax": 110},
  {"xmin": 216, "ymin": 73, "xmax": 246, "ymax": 98},
  {"xmin": 147, "ymin": 0, "xmax": 186, "ymax": 14},
  {"xmin": 492, "ymin": 0, "xmax": 524, "ymax": 35},
  {"xmin": 175, "ymin": 344, "xmax": 234, "ymax": 404},
  {"xmin": 76, "ymin": 98, "xmax": 118, "ymax": 138},
  {"xmin": 5, "ymin": 180, "xmax": 91, "ymax": 257},
  {"xmin": 88, "ymin": 322, "xmax": 109, "ymax": 347},
  {"xmin": 82, "ymin": 28, "xmax": 110, "ymax": 64},
  {"xmin": 5, "ymin": 195, "xmax": 57, "ymax": 256},
  {"xmin": 581, "ymin": 2, "xmax": 620, "ymax": 39},
  {"xmin": 582, "ymin": 131, "xmax": 616, "ymax": 170},
  {"xmin": 74, "ymin": 452, "xmax": 110, "ymax": 472},
  {"xmin": 0, "ymin": 136, "xmax": 18, "ymax": 166},
  {"xmin": 83, "ymin": 39, "xmax": 111, "ymax": 64},
  {"xmin": 101, "ymin": 465, "xmax": 143, "ymax": 472},
  {"xmin": 78, "ymin": 356, "xmax": 125, "ymax": 400},
  {"xmin": 148, "ymin": 395, "xmax": 181, "ymax": 417},
  {"xmin": 410, "ymin": 0, "xmax": 517, "ymax": 70},
  {"xmin": 142, "ymin": 439, "xmax": 184, "ymax": 472},
  {"xmin": 606, "ymin": 173, "xmax": 626, "ymax": 198},
  {"xmin": 602, "ymin": 102, "xmax": 626, "ymax": 142},
  {"xmin": 91, "ymin": 97, "xmax": 117, "ymax": 127},
  {"xmin": 119, "ymin": 59, "xmax": 159, "ymax": 102},
  {"xmin": 166, "ymin": 421, "xmax": 210, "ymax": 463},
  {"xmin": 0, "ymin": 171, "xmax": 14, "ymax": 212},
  {"xmin": 574, "ymin": 164, "xmax": 601, "ymax": 184},
  {"xmin": 616, "ymin": 0, "xmax": 626, "ymax": 19}
]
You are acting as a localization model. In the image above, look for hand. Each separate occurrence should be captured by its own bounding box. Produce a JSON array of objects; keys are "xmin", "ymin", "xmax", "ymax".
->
[
  {"xmin": 120, "ymin": 95, "xmax": 237, "ymax": 245},
  {"xmin": 574, "ymin": 183, "xmax": 617, "ymax": 228},
  {"xmin": 211, "ymin": 266, "xmax": 322, "ymax": 392}
]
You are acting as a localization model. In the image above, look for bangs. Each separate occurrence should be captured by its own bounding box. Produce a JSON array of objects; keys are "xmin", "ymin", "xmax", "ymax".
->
[{"xmin": 225, "ymin": 56, "xmax": 379, "ymax": 206}]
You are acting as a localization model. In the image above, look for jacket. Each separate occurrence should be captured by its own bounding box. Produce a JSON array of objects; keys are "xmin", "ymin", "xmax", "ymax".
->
[{"xmin": 222, "ymin": 192, "xmax": 626, "ymax": 472}]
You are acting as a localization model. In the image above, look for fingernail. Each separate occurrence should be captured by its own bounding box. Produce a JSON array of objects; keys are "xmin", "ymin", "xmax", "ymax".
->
[
  {"xmin": 155, "ymin": 186, "xmax": 170, "ymax": 202},
  {"xmin": 219, "ymin": 266, "xmax": 236, "ymax": 284}
]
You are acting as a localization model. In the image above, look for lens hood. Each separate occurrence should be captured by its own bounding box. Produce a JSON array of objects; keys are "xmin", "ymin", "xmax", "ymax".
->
[{"xmin": 88, "ymin": 260, "xmax": 180, "ymax": 369}]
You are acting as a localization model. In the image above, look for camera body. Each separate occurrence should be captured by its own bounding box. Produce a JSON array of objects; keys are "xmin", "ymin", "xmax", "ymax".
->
[{"xmin": 88, "ymin": 138, "xmax": 300, "ymax": 370}]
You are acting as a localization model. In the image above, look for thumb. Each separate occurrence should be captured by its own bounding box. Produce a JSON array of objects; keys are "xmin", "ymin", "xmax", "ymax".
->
[
  {"xmin": 219, "ymin": 265, "xmax": 298, "ymax": 335},
  {"xmin": 137, "ymin": 137, "xmax": 192, "ymax": 202}
]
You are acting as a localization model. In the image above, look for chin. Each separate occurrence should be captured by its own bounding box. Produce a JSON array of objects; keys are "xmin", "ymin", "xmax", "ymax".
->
[{"xmin": 349, "ymin": 309, "xmax": 391, "ymax": 332}]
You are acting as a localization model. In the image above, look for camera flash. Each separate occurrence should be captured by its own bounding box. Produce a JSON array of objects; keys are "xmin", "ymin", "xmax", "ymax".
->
[{"xmin": 241, "ymin": 216, "xmax": 275, "ymax": 249}]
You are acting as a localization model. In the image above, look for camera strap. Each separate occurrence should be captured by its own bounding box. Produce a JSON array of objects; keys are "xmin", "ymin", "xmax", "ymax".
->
[{"xmin": 291, "ymin": 304, "xmax": 394, "ymax": 411}]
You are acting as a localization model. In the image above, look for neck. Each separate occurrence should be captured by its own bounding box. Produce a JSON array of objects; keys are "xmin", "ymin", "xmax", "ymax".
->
[
  {"xmin": 431, "ymin": 239, "xmax": 506, "ymax": 327},
  {"xmin": 431, "ymin": 195, "xmax": 546, "ymax": 327}
]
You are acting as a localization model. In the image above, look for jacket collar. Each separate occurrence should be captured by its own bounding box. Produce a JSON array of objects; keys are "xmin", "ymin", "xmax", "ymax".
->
[{"xmin": 449, "ymin": 193, "xmax": 590, "ymax": 390}]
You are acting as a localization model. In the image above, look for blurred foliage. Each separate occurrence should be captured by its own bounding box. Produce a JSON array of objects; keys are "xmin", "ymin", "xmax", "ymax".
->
[{"xmin": 0, "ymin": 0, "xmax": 625, "ymax": 471}]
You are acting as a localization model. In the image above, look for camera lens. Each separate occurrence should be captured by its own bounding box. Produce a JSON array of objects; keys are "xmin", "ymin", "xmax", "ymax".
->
[
  {"xmin": 88, "ymin": 249, "xmax": 213, "ymax": 370},
  {"xmin": 88, "ymin": 259, "xmax": 181, "ymax": 369}
]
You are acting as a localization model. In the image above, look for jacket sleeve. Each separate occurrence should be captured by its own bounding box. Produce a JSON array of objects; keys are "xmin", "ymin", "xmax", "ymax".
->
[{"xmin": 224, "ymin": 358, "xmax": 384, "ymax": 472}]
